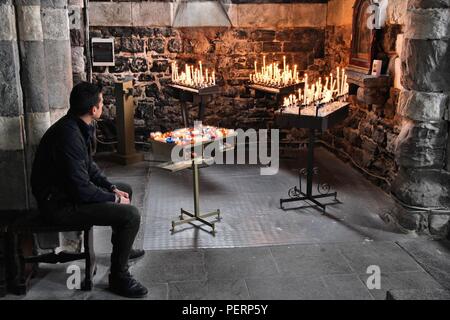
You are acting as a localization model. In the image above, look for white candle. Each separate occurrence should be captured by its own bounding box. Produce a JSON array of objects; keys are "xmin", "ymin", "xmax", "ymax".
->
[
  {"xmin": 304, "ymin": 74, "xmax": 308, "ymax": 105},
  {"xmin": 337, "ymin": 67, "xmax": 340, "ymax": 96},
  {"xmin": 212, "ymin": 71, "xmax": 215, "ymax": 85},
  {"xmin": 283, "ymin": 56, "xmax": 286, "ymax": 73}
]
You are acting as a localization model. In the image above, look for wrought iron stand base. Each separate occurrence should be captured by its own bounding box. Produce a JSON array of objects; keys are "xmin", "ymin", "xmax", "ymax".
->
[
  {"xmin": 280, "ymin": 128, "xmax": 341, "ymax": 213},
  {"xmin": 170, "ymin": 159, "xmax": 221, "ymax": 235},
  {"xmin": 280, "ymin": 192, "xmax": 339, "ymax": 213},
  {"xmin": 171, "ymin": 209, "xmax": 221, "ymax": 235}
]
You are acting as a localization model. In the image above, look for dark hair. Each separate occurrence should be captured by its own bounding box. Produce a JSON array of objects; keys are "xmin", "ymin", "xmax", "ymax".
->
[{"xmin": 69, "ymin": 82, "xmax": 103, "ymax": 116}]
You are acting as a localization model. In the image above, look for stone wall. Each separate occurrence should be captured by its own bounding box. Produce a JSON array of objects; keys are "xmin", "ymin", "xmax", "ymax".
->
[
  {"xmin": 90, "ymin": 25, "xmax": 327, "ymax": 142},
  {"xmin": 321, "ymin": 20, "xmax": 404, "ymax": 190}
]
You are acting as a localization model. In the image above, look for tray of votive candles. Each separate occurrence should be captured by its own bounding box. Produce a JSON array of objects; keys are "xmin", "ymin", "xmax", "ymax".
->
[
  {"xmin": 170, "ymin": 61, "xmax": 220, "ymax": 95},
  {"xmin": 149, "ymin": 126, "xmax": 237, "ymax": 162},
  {"xmin": 247, "ymin": 55, "xmax": 304, "ymax": 94},
  {"xmin": 275, "ymin": 68, "xmax": 350, "ymax": 131}
]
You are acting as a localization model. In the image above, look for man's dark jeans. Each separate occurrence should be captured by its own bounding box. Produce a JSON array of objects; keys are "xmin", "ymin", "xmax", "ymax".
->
[{"xmin": 45, "ymin": 183, "xmax": 140, "ymax": 275}]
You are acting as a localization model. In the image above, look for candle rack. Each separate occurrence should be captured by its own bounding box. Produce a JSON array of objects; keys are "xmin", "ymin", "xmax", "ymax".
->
[
  {"xmin": 247, "ymin": 82, "xmax": 304, "ymax": 106},
  {"xmin": 169, "ymin": 83, "xmax": 221, "ymax": 127},
  {"xmin": 275, "ymin": 101, "xmax": 350, "ymax": 212}
]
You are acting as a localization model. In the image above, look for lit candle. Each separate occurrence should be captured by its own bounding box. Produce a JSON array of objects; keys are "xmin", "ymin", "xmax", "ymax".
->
[
  {"xmin": 263, "ymin": 55, "xmax": 266, "ymax": 73},
  {"xmin": 293, "ymin": 65, "xmax": 297, "ymax": 82},
  {"xmin": 212, "ymin": 71, "xmax": 215, "ymax": 85},
  {"xmin": 254, "ymin": 61, "xmax": 257, "ymax": 76},
  {"xmin": 199, "ymin": 61, "xmax": 202, "ymax": 79},
  {"xmin": 283, "ymin": 56, "xmax": 286, "ymax": 73},
  {"xmin": 337, "ymin": 67, "xmax": 340, "ymax": 96},
  {"xmin": 304, "ymin": 74, "xmax": 308, "ymax": 105}
]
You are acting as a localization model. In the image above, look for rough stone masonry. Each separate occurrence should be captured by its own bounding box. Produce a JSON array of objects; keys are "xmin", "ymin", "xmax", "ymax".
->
[{"xmin": 391, "ymin": 0, "xmax": 450, "ymax": 236}]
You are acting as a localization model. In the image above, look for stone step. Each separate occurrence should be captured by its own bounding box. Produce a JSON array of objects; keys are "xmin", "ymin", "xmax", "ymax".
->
[{"xmin": 386, "ymin": 289, "xmax": 450, "ymax": 300}]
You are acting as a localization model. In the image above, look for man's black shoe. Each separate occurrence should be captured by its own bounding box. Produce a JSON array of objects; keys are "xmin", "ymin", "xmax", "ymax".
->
[
  {"xmin": 129, "ymin": 249, "xmax": 145, "ymax": 260},
  {"xmin": 109, "ymin": 272, "xmax": 148, "ymax": 298}
]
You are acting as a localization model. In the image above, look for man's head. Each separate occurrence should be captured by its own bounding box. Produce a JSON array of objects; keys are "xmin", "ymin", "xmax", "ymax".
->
[{"xmin": 69, "ymin": 82, "xmax": 104, "ymax": 120}]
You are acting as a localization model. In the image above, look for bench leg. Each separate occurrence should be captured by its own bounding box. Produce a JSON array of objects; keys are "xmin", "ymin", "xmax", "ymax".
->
[{"xmin": 82, "ymin": 228, "xmax": 95, "ymax": 291}]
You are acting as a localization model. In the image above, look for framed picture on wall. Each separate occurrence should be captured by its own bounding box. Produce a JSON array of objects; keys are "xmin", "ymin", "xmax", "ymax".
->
[
  {"xmin": 348, "ymin": 0, "xmax": 379, "ymax": 74},
  {"xmin": 91, "ymin": 38, "xmax": 115, "ymax": 67}
]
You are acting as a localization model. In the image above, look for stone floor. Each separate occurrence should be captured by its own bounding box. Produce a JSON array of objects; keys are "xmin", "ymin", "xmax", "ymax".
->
[{"xmin": 1, "ymin": 148, "xmax": 449, "ymax": 300}]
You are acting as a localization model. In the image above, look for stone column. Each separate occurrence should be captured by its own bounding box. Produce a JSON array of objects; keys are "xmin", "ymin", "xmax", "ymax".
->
[
  {"xmin": 41, "ymin": 0, "xmax": 73, "ymax": 124},
  {"xmin": 15, "ymin": 0, "xmax": 59, "ymax": 248},
  {"xmin": 15, "ymin": 0, "xmax": 51, "ymax": 168},
  {"xmin": 392, "ymin": 0, "xmax": 450, "ymax": 235},
  {"xmin": 69, "ymin": 0, "xmax": 86, "ymax": 84},
  {"xmin": 0, "ymin": 0, "xmax": 29, "ymax": 210}
]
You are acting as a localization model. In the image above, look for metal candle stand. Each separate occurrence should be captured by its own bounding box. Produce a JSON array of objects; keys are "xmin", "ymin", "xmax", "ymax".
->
[
  {"xmin": 247, "ymin": 82, "xmax": 304, "ymax": 106},
  {"xmin": 170, "ymin": 156, "xmax": 221, "ymax": 235},
  {"xmin": 275, "ymin": 100, "xmax": 350, "ymax": 213},
  {"xmin": 169, "ymin": 83, "xmax": 221, "ymax": 127}
]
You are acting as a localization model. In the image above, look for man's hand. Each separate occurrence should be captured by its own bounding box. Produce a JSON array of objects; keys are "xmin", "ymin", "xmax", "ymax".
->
[
  {"xmin": 119, "ymin": 195, "xmax": 130, "ymax": 205},
  {"xmin": 113, "ymin": 188, "xmax": 129, "ymax": 199}
]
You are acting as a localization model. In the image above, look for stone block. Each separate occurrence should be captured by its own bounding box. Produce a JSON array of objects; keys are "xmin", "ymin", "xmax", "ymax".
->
[
  {"xmin": 361, "ymin": 135, "xmax": 378, "ymax": 155},
  {"xmin": 41, "ymin": 7, "xmax": 70, "ymax": 41},
  {"xmin": 0, "ymin": 116, "xmax": 24, "ymax": 151},
  {"xmin": 401, "ymin": 38, "xmax": 450, "ymax": 92},
  {"xmin": 119, "ymin": 37, "xmax": 145, "ymax": 53},
  {"xmin": 150, "ymin": 59, "xmax": 169, "ymax": 73},
  {"xmin": 0, "ymin": 3, "xmax": 16, "ymax": 41},
  {"xmin": 262, "ymin": 41, "xmax": 281, "ymax": 52},
  {"xmin": 250, "ymin": 30, "xmax": 275, "ymax": 42},
  {"xmin": 17, "ymin": 4, "xmax": 43, "ymax": 41},
  {"xmin": 406, "ymin": 8, "xmax": 450, "ymax": 40},
  {"xmin": 357, "ymin": 86, "xmax": 390, "ymax": 105},
  {"xmin": 346, "ymin": 70, "xmax": 392, "ymax": 88},
  {"xmin": 429, "ymin": 214, "xmax": 450, "ymax": 237},
  {"xmin": 44, "ymin": 40, "xmax": 72, "ymax": 110},
  {"xmin": 290, "ymin": 3, "xmax": 327, "ymax": 28},
  {"xmin": 173, "ymin": 1, "xmax": 230, "ymax": 27},
  {"xmin": 130, "ymin": 57, "xmax": 148, "ymax": 73},
  {"xmin": 89, "ymin": 2, "xmax": 132, "ymax": 27},
  {"xmin": 0, "ymin": 41, "xmax": 23, "ymax": 117},
  {"xmin": 387, "ymin": 0, "xmax": 408, "ymax": 25},
  {"xmin": 168, "ymin": 38, "xmax": 182, "ymax": 53},
  {"xmin": 387, "ymin": 289, "xmax": 450, "ymax": 300},
  {"xmin": 395, "ymin": 120, "xmax": 447, "ymax": 169},
  {"xmin": 398, "ymin": 90, "xmax": 449, "ymax": 122},
  {"xmin": 408, "ymin": 0, "xmax": 450, "ymax": 9},
  {"xmin": 111, "ymin": 56, "xmax": 131, "ymax": 73},
  {"xmin": 132, "ymin": 1, "xmax": 173, "ymax": 27},
  {"xmin": 71, "ymin": 46, "xmax": 85, "ymax": 74},
  {"xmin": 70, "ymin": 29, "xmax": 84, "ymax": 47},
  {"xmin": 21, "ymin": 41, "xmax": 49, "ymax": 113},
  {"xmin": 392, "ymin": 168, "xmax": 450, "ymax": 208},
  {"xmin": 237, "ymin": 4, "xmax": 293, "ymax": 28}
]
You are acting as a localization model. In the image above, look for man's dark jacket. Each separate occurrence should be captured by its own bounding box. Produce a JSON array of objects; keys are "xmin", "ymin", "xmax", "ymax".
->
[{"xmin": 31, "ymin": 113, "xmax": 115, "ymax": 213}]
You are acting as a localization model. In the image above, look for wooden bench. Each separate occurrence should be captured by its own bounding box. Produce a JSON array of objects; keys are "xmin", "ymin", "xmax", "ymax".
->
[{"xmin": 4, "ymin": 210, "xmax": 96, "ymax": 295}]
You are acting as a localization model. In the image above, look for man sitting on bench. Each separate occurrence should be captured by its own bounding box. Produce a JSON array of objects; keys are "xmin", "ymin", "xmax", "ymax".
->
[{"xmin": 30, "ymin": 82, "xmax": 148, "ymax": 298}]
